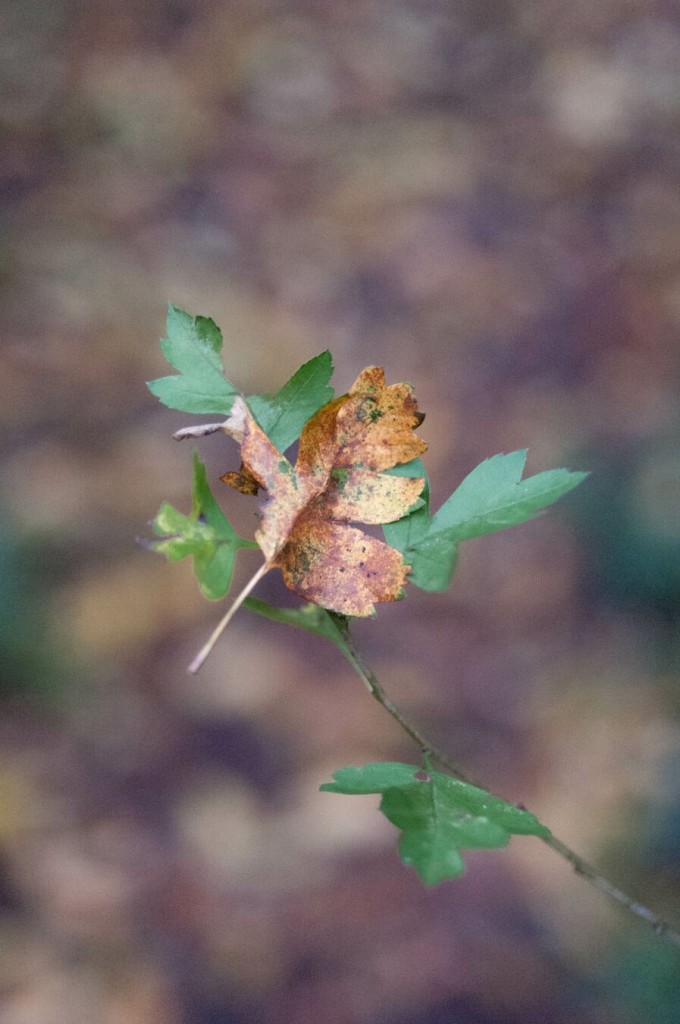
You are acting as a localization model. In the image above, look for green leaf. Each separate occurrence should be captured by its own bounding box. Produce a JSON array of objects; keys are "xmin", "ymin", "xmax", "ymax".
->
[
  {"xmin": 321, "ymin": 762, "xmax": 550, "ymax": 885},
  {"xmin": 243, "ymin": 597, "xmax": 347, "ymax": 647},
  {"xmin": 403, "ymin": 530, "xmax": 459, "ymax": 591},
  {"xmin": 321, "ymin": 762, "xmax": 420, "ymax": 793},
  {"xmin": 383, "ymin": 459, "xmax": 431, "ymax": 551},
  {"xmin": 384, "ymin": 457, "xmax": 429, "ymax": 478},
  {"xmin": 429, "ymin": 451, "xmax": 588, "ymax": 541},
  {"xmin": 247, "ymin": 351, "xmax": 334, "ymax": 453},
  {"xmin": 147, "ymin": 305, "xmax": 238, "ymax": 414},
  {"xmin": 149, "ymin": 307, "xmax": 334, "ymax": 449},
  {"xmin": 152, "ymin": 452, "xmax": 255, "ymax": 600},
  {"xmin": 400, "ymin": 452, "xmax": 587, "ymax": 592}
]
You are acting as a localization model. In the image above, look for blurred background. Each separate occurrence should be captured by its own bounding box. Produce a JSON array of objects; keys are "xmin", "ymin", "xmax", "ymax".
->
[{"xmin": 2, "ymin": 1, "xmax": 680, "ymax": 1021}]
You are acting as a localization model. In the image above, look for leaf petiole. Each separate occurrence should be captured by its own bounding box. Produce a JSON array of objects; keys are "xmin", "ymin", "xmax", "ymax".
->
[
  {"xmin": 173, "ymin": 421, "xmax": 230, "ymax": 442},
  {"xmin": 187, "ymin": 560, "xmax": 272, "ymax": 673}
]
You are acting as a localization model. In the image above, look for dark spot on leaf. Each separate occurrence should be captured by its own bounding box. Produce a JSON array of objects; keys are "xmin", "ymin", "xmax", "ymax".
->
[{"xmin": 331, "ymin": 467, "xmax": 350, "ymax": 493}]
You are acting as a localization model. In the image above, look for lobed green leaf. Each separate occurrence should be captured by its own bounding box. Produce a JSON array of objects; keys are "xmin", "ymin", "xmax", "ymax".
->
[
  {"xmin": 152, "ymin": 452, "xmax": 255, "ymax": 600},
  {"xmin": 385, "ymin": 451, "xmax": 587, "ymax": 592},
  {"xmin": 243, "ymin": 597, "xmax": 347, "ymax": 647},
  {"xmin": 402, "ymin": 530, "xmax": 458, "ymax": 591},
  {"xmin": 147, "ymin": 305, "xmax": 238, "ymax": 414},
  {"xmin": 383, "ymin": 458, "xmax": 431, "ymax": 551},
  {"xmin": 149, "ymin": 306, "xmax": 334, "ymax": 453},
  {"xmin": 428, "ymin": 451, "xmax": 588, "ymax": 541},
  {"xmin": 247, "ymin": 351, "xmax": 334, "ymax": 454},
  {"xmin": 321, "ymin": 762, "xmax": 550, "ymax": 885}
]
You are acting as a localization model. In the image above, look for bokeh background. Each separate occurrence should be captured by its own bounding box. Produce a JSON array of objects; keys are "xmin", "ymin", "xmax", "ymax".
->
[{"xmin": 3, "ymin": 1, "xmax": 680, "ymax": 1021}]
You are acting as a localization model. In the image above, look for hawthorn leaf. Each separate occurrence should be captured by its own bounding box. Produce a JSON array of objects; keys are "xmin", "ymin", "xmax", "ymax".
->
[
  {"xmin": 385, "ymin": 457, "xmax": 429, "ymax": 479},
  {"xmin": 383, "ymin": 458, "xmax": 431, "ymax": 551},
  {"xmin": 243, "ymin": 597, "xmax": 347, "ymax": 647},
  {"xmin": 247, "ymin": 351, "xmax": 334, "ymax": 454},
  {"xmin": 402, "ymin": 530, "xmax": 459, "ymax": 591},
  {"xmin": 321, "ymin": 762, "xmax": 550, "ymax": 885},
  {"xmin": 402, "ymin": 451, "xmax": 588, "ymax": 592},
  {"xmin": 220, "ymin": 367, "xmax": 428, "ymax": 617},
  {"xmin": 147, "ymin": 305, "xmax": 238, "ymax": 414},
  {"xmin": 149, "ymin": 305, "xmax": 334, "ymax": 451},
  {"xmin": 321, "ymin": 762, "xmax": 420, "ymax": 793},
  {"xmin": 242, "ymin": 600, "xmax": 372, "ymax": 684},
  {"xmin": 152, "ymin": 452, "xmax": 254, "ymax": 600},
  {"xmin": 429, "ymin": 451, "xmax": 588, "ymax": 539}
]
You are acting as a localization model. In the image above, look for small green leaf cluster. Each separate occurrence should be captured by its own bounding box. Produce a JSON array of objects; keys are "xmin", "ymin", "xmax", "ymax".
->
[
  {"xmin": 321, "ymin": 763, "xmax": 550, "ymax": 883},
  {"xmin": 153, "ymin": 452, "xmax": 257, "ymax": 600}
]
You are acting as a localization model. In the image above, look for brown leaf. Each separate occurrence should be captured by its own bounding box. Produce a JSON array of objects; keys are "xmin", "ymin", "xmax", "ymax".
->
[
  {"xmin": 220, "ymin": 462, "xmax": 260, "ymax": 495},
  {"xmin": 222, "ymin": 367, "xmax": 427, "ymax": 616}
]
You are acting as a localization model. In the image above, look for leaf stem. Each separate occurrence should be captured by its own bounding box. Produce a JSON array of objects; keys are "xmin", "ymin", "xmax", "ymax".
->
[
  {"xmin": 332, "ymin": 615, "xmax": 474, "ymax": 785},
  {"xmin": 188, "ymin": 561, "xmax": 270, "ymax": 673},
  {"xmin": 542, "ymin": 833, "xmax": 680, "ymax": 944},
  {"xmin": 334, "ymin": 617, "xmax": 680, "ymax": 949},
  {"xmin": 173, "ymin": 422, "xmax": 229, "ymax": 442}
]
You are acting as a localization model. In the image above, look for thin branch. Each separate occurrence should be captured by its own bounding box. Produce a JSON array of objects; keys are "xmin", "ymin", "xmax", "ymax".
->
[
  {"xmin": 543, "ymin": 834, "xmax": 680, "ymax": 943},
  {"xmin": 188, "ymin": 561, "xmax": 271, "ymax": 673},
  {"xmin": 335, "ymin": 617, "xmax": 680, "ymax": 949},
  {"xmin": 333, "ymin": 617, "xmax": 475, "ymax": 785}
]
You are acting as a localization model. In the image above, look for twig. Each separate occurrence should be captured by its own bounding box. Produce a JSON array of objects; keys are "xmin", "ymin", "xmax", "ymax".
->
[
  {"xmin": 334, "ymin": 617, "xmax": 680, "ymax": 949},
  {"xmin": 543, "ymin": 834, "xmax": 680, "ymax": 943},
  {"xmin": 333, "ymin": 616, "xmax": 475, "ymax": 785},
  {"xmin": 188, "ymin": 561, "xmax": 270, "ymax": 673}
]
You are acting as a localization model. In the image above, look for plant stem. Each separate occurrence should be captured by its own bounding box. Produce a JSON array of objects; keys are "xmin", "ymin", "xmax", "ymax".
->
[
  {"xmin": 333, "ymin": 616, "xmax": 475, "ymax": 785},
  {"xmin": 188, "ymin": 561, "xmax": 270, "ymax": 673},
  {"xmin": 335, "ymin": 618, "xmax": 680, "ymax": 949}
]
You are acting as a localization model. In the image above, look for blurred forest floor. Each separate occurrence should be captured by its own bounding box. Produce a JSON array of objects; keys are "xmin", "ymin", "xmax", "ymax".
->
[{"xmin": 2, "ymin": 1, "xmax": 680, "ymax": 1022}]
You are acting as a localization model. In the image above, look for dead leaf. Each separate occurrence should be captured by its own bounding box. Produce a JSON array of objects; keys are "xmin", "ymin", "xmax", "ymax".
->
[
  {"xmin": 226, "ymin": 367, "xmax": 427, "ymax": 616},
  {"xmin": 220, "ymin": 462, "xmax": 260, "ymax": 495},
  {"xmin": 187, "ymin": 368, "xmax": 427, "ymax": 672}
]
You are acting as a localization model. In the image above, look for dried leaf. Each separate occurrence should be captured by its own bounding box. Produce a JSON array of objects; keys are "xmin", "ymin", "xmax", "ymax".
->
[
  {"xmin": 220, "ymin": 462, "xmax": 260, "ymax": 495},
  {"xmin": 224, "ymin": 367, "xmax": 427, "ymax": 617}
]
